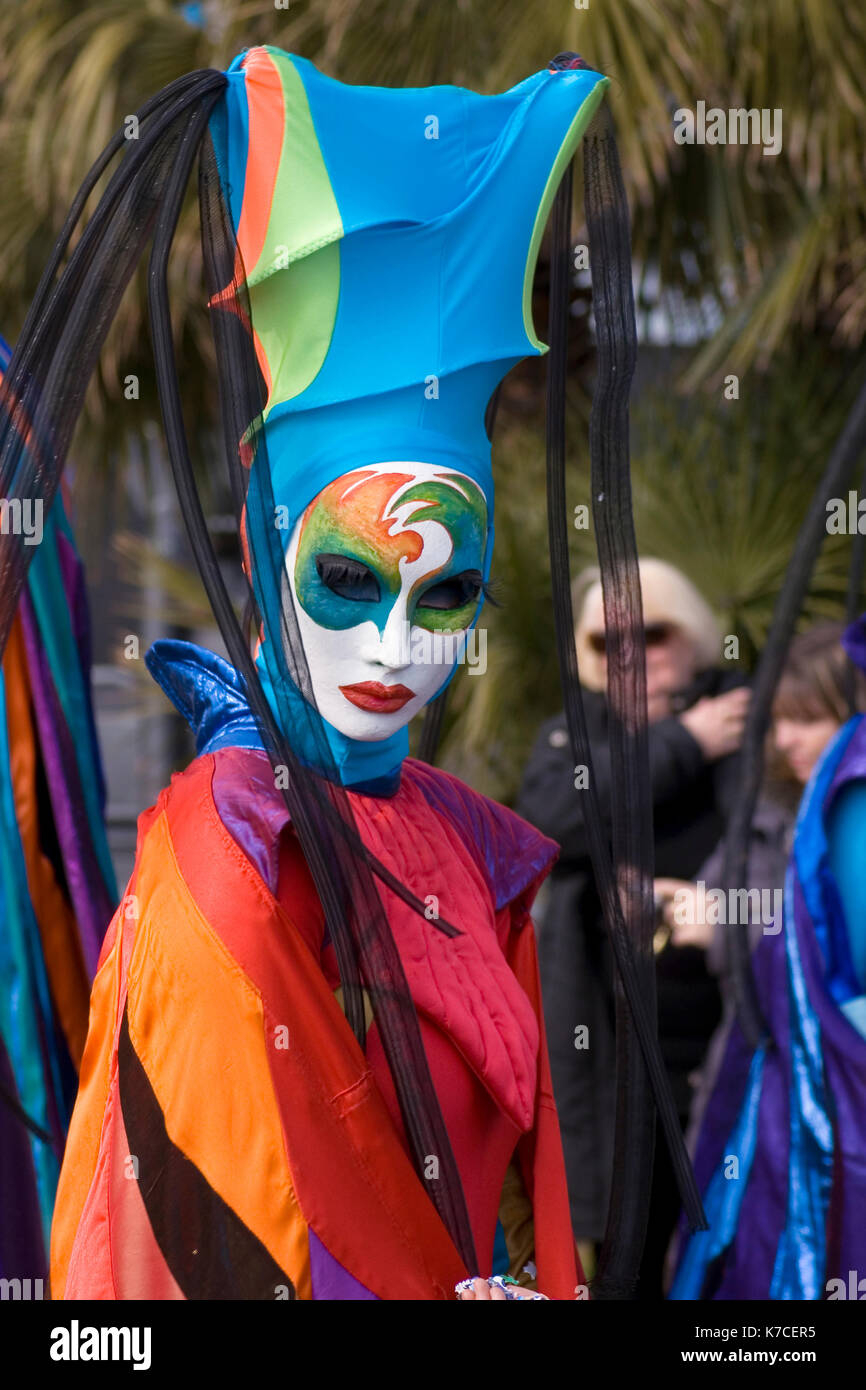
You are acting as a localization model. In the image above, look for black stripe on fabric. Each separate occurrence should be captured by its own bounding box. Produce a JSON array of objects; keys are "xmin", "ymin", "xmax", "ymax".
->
[{"xmin": 117, "ymin": 1005, "xmax": 296, "ymax": 1300}]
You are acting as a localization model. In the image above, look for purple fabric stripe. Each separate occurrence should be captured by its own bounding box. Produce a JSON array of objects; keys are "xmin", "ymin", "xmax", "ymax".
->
[
  {"xmin": 211, "ymin": 750, "xmax": 290, "ymax": 895},
  {"xmin": 18, "ymin": 593, "xmax": 111, "ymax": 976},
  {"xmin": 55, "ymin": 528, "xmax": 108, "ymax": 815},
  {"xmin": 308, "ymin": 1227, "xmax": 378, "ymax": 1300},
  {"xmin": 407, "ymin": 758, "xmax": 558, "ymax": 910},
  {"xmin": 55, "ymin": 528, "xmax": 84, "ymax": 645},
  {"xmin": 711, "ymin": 939, "xmax": 795, "ymax": 1295}
]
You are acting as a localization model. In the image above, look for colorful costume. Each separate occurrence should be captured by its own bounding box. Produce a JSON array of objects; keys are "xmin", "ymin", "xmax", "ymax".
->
[
  {"xmin": 52, "ymin": 646, "xmax": 580, "ymax": 1298},
  {"xmin": 671, "ymin": 618, "xmax": 866, "ymax": 1299},
  {"xmin": 0, "ymin": 332, "xmax": 114, "ymax": 1281}
]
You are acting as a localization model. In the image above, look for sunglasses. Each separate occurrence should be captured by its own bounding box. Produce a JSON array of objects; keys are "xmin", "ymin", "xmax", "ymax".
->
[{"xmin": 586, "ymin": 622, "xmax": 676, "ymax": 656}]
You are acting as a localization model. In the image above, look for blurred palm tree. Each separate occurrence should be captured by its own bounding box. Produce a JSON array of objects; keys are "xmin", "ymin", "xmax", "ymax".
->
[
  {"xmin": 3, "ymin": 1, "xmax": 864, "ymax": 417},
  {"xmin": 678, "ymin": 1, "xmax": 866, "ymax": 384},
  {"xmin": 434, "ymin": 345, "xmax": 864, "ymax": 803}
]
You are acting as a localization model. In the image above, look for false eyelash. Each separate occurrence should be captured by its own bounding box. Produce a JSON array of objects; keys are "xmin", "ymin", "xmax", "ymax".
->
[
  {"xmin": 417, "ymin": 571, "xmax": 501, "ymax": 613},
  {"xmin": 314, "ymin": 552, "xmax": 381, "ymax": 602},
  {"xmin": 479, "ymin": 577, "xmax": 502, "ymax": 609},
  {"xmin": 315, "ymin": 554, "xmax": 370, "ymax": 585}
]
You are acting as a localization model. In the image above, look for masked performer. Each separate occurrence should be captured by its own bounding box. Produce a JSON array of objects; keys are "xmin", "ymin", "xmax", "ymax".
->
[
  {"xmin": 1, "ymin": 43, "xmax": 695, "ymax": 1301},
  {"xmin": 670, "ymin": 616, "xmax": 866, "ymax": 1300},
  {"xmin": 0, "ymin": 45, "xmax": 624, "ymax": 1303}
]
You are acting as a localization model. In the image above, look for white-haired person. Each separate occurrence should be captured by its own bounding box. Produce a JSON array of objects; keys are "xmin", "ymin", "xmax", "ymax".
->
[{"xmin": 516, "ymin": 557, "xmax": 750, "ymax": 1297}]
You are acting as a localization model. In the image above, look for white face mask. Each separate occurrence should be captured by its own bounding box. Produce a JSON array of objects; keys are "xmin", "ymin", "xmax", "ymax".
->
[{"xmin": 284, "ymin": 461, "xmax": 489, "ymax": 741}]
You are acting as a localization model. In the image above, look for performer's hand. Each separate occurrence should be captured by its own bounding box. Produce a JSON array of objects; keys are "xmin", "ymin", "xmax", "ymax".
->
[{"xmin": 456, "ymin": 1276, "xmax": 549, "ymax": 1300}]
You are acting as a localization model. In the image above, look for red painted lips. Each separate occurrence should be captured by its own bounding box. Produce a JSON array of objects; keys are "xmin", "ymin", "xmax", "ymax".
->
[{"xmin": 339, "ymin": 681, "xmax": 416, "ymax": 713}]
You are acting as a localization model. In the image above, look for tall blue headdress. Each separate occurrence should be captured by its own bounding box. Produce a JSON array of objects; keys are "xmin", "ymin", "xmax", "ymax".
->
[{"xmin": 213, "ymin": 46, "xmax": 608, "ymax": 522}]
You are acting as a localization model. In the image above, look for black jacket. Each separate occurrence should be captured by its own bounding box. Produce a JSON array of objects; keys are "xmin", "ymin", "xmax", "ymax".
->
[{"xmin": 516, "ymin": 667, "xmax": 746, "ymax": 1241}]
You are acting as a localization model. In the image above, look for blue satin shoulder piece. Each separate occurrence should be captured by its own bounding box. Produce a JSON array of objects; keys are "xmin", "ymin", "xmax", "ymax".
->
[{"xmin": 145, "ymin": 639, "xmax": 265, "ymax": 755}]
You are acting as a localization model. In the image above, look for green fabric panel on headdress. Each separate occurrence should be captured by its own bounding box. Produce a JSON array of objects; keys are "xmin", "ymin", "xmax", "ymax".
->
[
  {"xmin": 216, "ymin": 49, "xmax": 612, "ymax": 522},
  {"xmin": 522, "ymin": 78, "xmax": 610, "ymax": 351},
  {"xmin": 253, "ymin": 244, "xmax": 340, "ymax": 421}
]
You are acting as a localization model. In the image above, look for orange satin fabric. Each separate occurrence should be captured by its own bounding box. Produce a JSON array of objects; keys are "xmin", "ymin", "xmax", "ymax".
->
[{"xmin": 3, "ymin": 613, "xmax": 89, "ymax": 1065}]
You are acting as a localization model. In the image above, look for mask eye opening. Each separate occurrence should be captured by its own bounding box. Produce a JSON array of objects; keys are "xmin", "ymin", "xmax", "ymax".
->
[
  {"xmin": 416, "ymin": 568, "xmax": 490, "ymax": 613},
  {"xmin": 314, "ymin": 552, "xmax": 381, "ymax": 603}
]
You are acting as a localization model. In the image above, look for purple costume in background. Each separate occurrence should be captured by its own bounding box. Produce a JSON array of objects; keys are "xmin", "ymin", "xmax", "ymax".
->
[{"xmin": 671, "ymin": 617, "xmax": 866, "ymax": 1299}]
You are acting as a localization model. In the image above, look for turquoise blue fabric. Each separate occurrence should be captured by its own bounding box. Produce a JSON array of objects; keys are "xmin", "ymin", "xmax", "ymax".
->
[
  {"xmin": 770, "ymin": 828, "xmax": 834, "ymax": 1298},
  {"xmin": 798, "ymin": 719, "xmax": 863, "ymax": 1010},
  {"xmin": 826, "ymin": 779, "xmax": 866, "ymax": 995},
  {"xmin": 1, "ymin": 325, "xmax": 121, "ymax": 1271},
  {"xmin": 669, "ymin": 1048, "xmax": 766, "ymax": 1299},
  {"xmin": 491, "ymin": 1219, "xmax": 510, "ymax": 1277},
  {"xmin": 207, "ymin": 67, "xmax": 248, "ymax": 233},
  {"xmin": 0, "ymin": 676, "xmax": 61, "ymax": 1244}
]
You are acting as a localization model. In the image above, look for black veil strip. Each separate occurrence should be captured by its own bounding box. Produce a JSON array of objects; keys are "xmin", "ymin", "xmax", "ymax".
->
[
  {"xmin": 545, "ymin": 55, "xmax": 705, "ymax": 1298},
  {"xmin": 723, "ymin": 375, "xmax": 866, "ymax": 1047},
  {"xmin": 0, "ymin": 1077, "xmax": 55, "ymax": 1144},
  {"xmin": 13, "ymin": 72, "xmax": 228, "ymax": 372},
  {"xmin": 417, "ymin": 685, "xmax": 449, "ymax": 766},
  {"xmin": 416, "ymin": 383, "xmax": 502, "ymax": 767}
]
